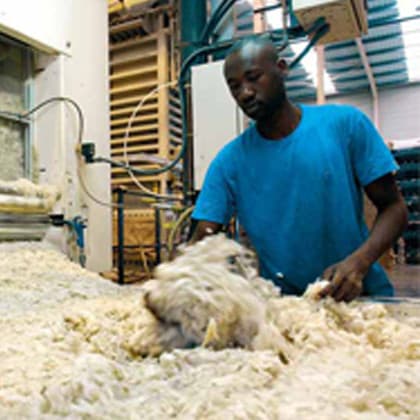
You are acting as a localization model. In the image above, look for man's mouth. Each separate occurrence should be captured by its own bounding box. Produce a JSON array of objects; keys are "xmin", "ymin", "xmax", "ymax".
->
[{"xmin": 243, "ymin": 101, "xmax": 260, "ymax": 114}]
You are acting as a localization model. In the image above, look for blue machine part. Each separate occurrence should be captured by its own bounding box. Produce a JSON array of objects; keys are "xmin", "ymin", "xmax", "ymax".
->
[{"xmin": 64, "ymin": 216, "xmax": 87, "ymax": 267}]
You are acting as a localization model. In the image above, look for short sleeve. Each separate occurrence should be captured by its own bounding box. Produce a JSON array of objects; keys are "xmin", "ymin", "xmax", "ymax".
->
[
  {"xmin": 192, "ymin": 150, "xmax": 235, "ymax": 225},
  {"xmin": 349, "ymin": 108, "xmax": 399, "ymax": 186}
]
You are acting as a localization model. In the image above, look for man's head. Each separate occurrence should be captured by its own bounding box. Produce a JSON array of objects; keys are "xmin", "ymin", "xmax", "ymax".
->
[{"xmin": 223, "ymin": 37, "xmax": 288, "ymax": 121}]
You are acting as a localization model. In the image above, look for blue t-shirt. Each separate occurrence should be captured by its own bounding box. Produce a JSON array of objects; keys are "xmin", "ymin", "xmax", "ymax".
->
[{"xmin": 192, "ymin": 104, "xmax": 398, "ymax": 296}]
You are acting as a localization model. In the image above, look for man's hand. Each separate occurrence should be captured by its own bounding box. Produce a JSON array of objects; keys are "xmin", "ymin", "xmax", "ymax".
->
[
  {"xmin": 318, "ymin": 254, "xmax": 370, "ymax": 302},
  {"xmin": 318, "ymin": 173, "xmax": 407, "ymax": 302}
]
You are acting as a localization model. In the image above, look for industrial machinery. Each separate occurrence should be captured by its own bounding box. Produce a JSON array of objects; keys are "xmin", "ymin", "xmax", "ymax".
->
[
  {"xmin": 0, "ymin": 178, "xmax": 87, "ymax": 266},
  {"xmin": 0, "ymin": 180, "xmax": 59, "ymax": 241}
]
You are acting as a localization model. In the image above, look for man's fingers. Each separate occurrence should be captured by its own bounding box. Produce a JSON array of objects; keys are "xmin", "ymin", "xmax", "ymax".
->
[
  {"xmin": 319, "ymin": 269, "xmax": 342, "ymax": 298},
  {"xmin": 343, "ymin": 279, "xmax": 362, "ymax": 302},
  {"xmin": 335, "ymin": 276, "xmax": 363, "ymax": 302},
  {"xmin": 333, "ymin": 279, "xmax": 352, "ymax": 302},
  {"xmin": 318, "ymin": 281, "xmax": 333, "ymax": 297},
  {"xmin": 322, "ymin": 266, "xmax": 336, "ymax": 281},
  {"xmin": 343, "ymin": 289, "xmax": 358, "ymax": 303},
  {"xmin": 318, "ymin": 266, "xmax": 337, "ymax": 297}
]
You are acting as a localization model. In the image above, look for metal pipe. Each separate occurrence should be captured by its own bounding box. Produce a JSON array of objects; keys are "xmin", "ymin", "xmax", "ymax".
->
[
  {"xmin": 0, "ymin": 112, "xmax": 31, "ymax": 124},
  {"xmin": 355, "ymin": 37, "xmax": 379, "ymax": 129},
  {"xmin": 254, "ymin": 3, "xmax": 282, "ymax": 14},
  {"xmin": 181, "ymin": 0, "xmax": 207, "ymax": 60},
  {"xmin": 116, "ymin": 188, "xmax": 125, "ymax": 285},
  {"xmin": 154, "ymin": 207, "xmax": 161, "ymax": 265},
  {"xmin": 180, "ymin": 0, "xmax": 207, "ymax": 202},
  {"xmin": 316, "ymin": 45, "xmax": 325, "ymax": 105}
]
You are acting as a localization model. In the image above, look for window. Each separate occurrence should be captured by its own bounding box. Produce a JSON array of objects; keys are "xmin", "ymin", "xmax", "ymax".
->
[{"xmin": 0, "ymin": 35, "xmax": 32, "ymax": 181}]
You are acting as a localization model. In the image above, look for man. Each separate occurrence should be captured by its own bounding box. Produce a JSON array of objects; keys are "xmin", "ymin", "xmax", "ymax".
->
[{"xmin": 191, "ymin": 37, "xmax": 408, "ymax": 302}]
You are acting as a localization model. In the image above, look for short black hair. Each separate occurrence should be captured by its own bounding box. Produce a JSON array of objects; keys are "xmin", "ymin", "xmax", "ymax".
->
[{"xmin": 226, "ymin": 34, "xmax": 278, "ymax": 63}]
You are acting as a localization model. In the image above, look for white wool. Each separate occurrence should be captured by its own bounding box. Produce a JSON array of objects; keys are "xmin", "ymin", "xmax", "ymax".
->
[
  {"xmin": 0, "ymin": 178, "xmax": 60, "ymax": 212},
  {"xmin": 144, "ymin": 235, "xmax": 280, "ymax": 348},
  {"xmin": 303, "ymin": 278, "xmax": 330, "ymax": 299},
  {"xmin": 0, "ymin": 237, "xmax": 419, "ymax": 419},
  {"xmin": 0, "ymin": 241, "xmax": 123, "ymax": 315}
]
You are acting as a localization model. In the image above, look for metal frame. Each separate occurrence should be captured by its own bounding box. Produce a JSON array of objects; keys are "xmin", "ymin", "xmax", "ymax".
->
[{"xmin": 113, "ymin": 187, "xmax": 163, "ymax": 284}]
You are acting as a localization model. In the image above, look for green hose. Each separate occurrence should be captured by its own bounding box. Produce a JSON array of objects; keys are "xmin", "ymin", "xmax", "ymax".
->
[{"xmin": 167, "ymin": 206, "xmax": 195, "ymax": 257}]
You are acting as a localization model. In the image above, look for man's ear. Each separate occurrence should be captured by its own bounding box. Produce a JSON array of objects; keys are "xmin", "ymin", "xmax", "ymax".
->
[{"xmin": 276, "ymin": 58, "xmax": 288, "ymax": 76}]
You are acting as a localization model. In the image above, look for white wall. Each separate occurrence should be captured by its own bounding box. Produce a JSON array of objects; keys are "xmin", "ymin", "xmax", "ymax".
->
[
  {"xmin": 35, "ymin": 0, "xmax": 112, "ymax": 272},
  {"xmin": 310, "ymin": 84, "xmax": 420, "ymax": 146},
  {"xmin": 192, "ymin": 61, "xmax": 242, "ymax": 190},
  {"xmin": 0, "ymin": 0, "xmax": 73, "ymax": 54}
]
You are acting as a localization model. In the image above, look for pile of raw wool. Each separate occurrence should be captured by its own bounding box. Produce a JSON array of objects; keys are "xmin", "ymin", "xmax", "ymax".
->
[
  {"xmin": 0, "ymin": 236, "xmax": 419, "ymax": 419},
  {"xmin": 144, "ymin": 235, "xmax": 280, "ymax": 348},
  {"xmin": 0, "ymin": 241, "xmax": 124, "ymax": 316}
]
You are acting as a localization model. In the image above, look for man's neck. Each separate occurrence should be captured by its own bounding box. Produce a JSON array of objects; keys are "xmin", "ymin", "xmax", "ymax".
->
[{"xmin": 256, "ymin": 101, "xmax": 302, "ymax": 140}]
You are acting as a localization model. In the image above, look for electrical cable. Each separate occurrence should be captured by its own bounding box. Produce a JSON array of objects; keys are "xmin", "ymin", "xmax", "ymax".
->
[
  {"xmin": 289, "ymin": 18, "xmax": 329, "ymax": 69},
  {"xmin": 1, "ymin": 97, "xmax": 135, "ymax": 209},
  {"xmin": 115, "ymin": 0, "xmax": 238, "ymax": 183},
  {"xmin": 121, "ymin": 80, "xmax": 183, "ymax": 201},
  {"xmin": 199, "ymin": 0, "xmax": 237, "ymax": 44},
  {"xmin": 203, "ymin": 0, "xmax": 237, "ymax": 42},
  {"xmin": 23, "ymin": 97, "xmax": 125, "ymax": 208}
]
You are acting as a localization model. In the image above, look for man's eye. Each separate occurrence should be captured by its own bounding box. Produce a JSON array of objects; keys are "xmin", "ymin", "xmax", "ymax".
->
[
  {"xmin": 248, "ymin": 73, "xmax": 261, "ymax": 82},
  {"xmin": 230, "ymin": 84, "xmax": 240, "ymax": 91}
]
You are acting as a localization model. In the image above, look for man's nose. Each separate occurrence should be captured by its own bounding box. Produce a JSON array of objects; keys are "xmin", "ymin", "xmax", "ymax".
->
[{"xmin": 239, "ymin": 85, "xmax": 255, "ymax": 102}]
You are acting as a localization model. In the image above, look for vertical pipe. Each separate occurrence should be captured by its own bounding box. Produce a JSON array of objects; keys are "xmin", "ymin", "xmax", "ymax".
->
[
  {"xmin": 155, "ymin": 207, "xmax": 161, "ymax": 265},
  {"xmin": 117, "ymin": 188, "xmax": 125, "ymax": 285},
  {"xmin": 181, "ymin": 0, "xmax": 207, "ymax": 61},
  {"xmin": 181, "ymin": 0, "xmax": 207, "ymax": 202},
  {"xmin": 24, "ymin": 47, "xmax": 33, "ymax": 180},
  {"xmin": 253, "ymin": 0, "xmax": 266, "ymax": 33},
  {"xmin": 316, "ymin": 45, "xmax": 325, "ymax": 105},
  {"xmin": 157, "ymin": 15, "xmax": 170, "ymax": 196}
]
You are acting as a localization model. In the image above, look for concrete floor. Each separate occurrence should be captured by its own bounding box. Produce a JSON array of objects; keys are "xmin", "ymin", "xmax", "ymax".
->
[{"xmin": 390, "ymin": 264, "xmax": 420, "ymax": 297}]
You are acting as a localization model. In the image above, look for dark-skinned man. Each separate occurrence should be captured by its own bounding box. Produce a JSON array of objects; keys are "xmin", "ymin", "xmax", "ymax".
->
[{"xmin": 190, "ymin": 37, "xmax": 408, "ymax": 302}]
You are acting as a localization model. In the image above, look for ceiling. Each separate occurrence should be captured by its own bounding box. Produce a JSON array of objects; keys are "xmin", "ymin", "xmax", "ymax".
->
[{"xmin": 238, "ymin": 0, "xmax": 420, "ymax": 99}]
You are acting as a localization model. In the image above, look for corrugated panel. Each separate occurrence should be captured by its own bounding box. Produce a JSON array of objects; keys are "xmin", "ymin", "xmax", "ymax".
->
[{"xmin": 259, "ymin": 0, "xmax": 419, "ymax": 98}]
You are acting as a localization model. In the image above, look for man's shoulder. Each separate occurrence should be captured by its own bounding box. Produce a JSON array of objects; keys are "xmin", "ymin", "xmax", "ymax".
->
[
  {"xmin": 303, "ymin": 103, "xmax": 365, "ymax": 134},
  {"xmin": 304, "ymin": 103, "xmax": 362, "ymax": 118}
]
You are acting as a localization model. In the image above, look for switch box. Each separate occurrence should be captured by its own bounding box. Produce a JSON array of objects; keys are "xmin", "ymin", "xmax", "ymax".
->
[{"xmin": 293, "ymin": 0, "xmax": 368, "ymax": 44}]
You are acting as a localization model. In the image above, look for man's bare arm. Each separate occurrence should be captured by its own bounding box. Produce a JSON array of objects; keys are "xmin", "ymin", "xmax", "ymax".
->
[
  {"xmin": 359, "ymin": 173, "xmax": 408, "ymax": 264},
  {"xmin": 190, "ymin": 220, "xmax": 224, "ymax": 244},
  {"xmin": 320, "ymin": 173, "xmax": 408, "ymax": 301}
]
